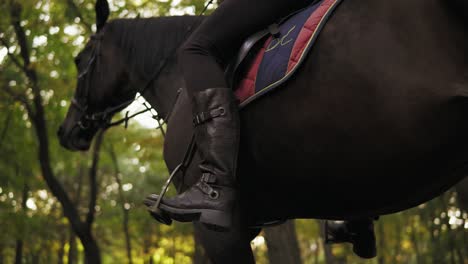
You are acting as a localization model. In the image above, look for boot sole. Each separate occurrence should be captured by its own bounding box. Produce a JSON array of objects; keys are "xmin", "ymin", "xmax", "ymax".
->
[{"xmin": 158, "ymin": 203, "xmax": 232, "ymax": 230}]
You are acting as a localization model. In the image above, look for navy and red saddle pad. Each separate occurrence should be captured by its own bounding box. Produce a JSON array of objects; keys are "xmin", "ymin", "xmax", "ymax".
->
[{"xmin": 231, "ymin": 0, "xmax": 342, "ymax": 108}]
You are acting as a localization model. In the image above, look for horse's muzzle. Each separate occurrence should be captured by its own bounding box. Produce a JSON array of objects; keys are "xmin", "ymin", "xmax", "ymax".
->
[{"xmin": 57, "ymin": 124, "xmax": 92, "ymax": 151}]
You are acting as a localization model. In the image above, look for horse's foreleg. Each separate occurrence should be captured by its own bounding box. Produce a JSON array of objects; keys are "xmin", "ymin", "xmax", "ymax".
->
[{"xmin": 193, "ymin": 222, "xmax": 260, "ymax": 264}]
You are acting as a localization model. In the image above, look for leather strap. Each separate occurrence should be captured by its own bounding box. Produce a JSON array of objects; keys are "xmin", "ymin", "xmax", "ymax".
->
[
  {"xmin": 196, "ymin": 181, "xmax": 219, "ymax": 199},
  {"xmin": 201, "ymin": 173, "xmax": 217, "ymax": 183},
  {"xmin": 193, "ymin": 107, "xmax": 226, "ymax": 126}
]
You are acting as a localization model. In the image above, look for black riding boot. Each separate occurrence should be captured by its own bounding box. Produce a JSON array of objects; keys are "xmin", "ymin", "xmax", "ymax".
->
[
  {"xmin": 148, "ymin": 88, "xmax": 239, "ymax": 229},
  {"xmin": 325, "ymin": 219, "xmax": 377, "ymax": 258}
]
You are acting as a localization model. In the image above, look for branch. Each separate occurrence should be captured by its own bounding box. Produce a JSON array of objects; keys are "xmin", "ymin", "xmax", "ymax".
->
[
  {"xmin": 0, "ymin": 37, "xmax": 24, "ymax": 70},
  {"xmin": 74, "ymin": 156, "xmax": 85, "ymax": 204},
  {"xmin": 65, "ymin": 0, "xmax": 92, "ymax": 32},
  {"xmin": 108, "ymin": 143, "xmax": 129, "ymax": 209},
  {"xmin": 85, "ymin": 129, "xmax": 105, "ymax": 229},
  {"xmin": 7, "ymin": 1, "xmax": 91, "ymax": 244},
  {"xmin": 0, "ymin": 54, "xmax": 32, "ymax": 113},
  {"xmin": 9, "ymin": 1, "xmax": 44, "ymax": 126},
  {"xmin": 108, "ymin": 144, "xmax": 133, "ymax": 264},
  {"xmin": 0, "ymin": 110, "xmax": 12, "ymax": 149},
  {"xmin": 10, "ymin": 2, "xmax": 38, "ymax": 88},
  {"xmin": 0, "ymin": 82, "xmax": 35, "ymax": 120}
]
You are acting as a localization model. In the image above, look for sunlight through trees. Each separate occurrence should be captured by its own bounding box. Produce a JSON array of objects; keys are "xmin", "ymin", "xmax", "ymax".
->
[{"xmin": 0, "ymin": 0, "xmax": 466, "ymax": 263}]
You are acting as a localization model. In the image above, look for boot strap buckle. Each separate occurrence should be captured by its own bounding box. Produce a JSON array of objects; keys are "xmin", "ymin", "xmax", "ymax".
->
[
  {"xmin": 193, "ymin": 107, "xmax": 226, "ymax": 126},
  {"xmin": 197, "ymin": 181, "xmax": 219, "ymax": 199},
  {"xmin": 201, "ymin": 173, "xmax": 217, "ymax": 183}
]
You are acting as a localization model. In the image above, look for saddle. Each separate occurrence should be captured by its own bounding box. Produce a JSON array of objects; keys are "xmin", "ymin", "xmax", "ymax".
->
[{"xmin": 225, "ymin": 0, "xmax": 343, "ymax": 108}]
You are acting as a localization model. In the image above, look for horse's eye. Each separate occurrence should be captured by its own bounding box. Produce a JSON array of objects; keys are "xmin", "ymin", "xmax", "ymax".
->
[{"xmin": 74, "ymin": 57, "xmax": 81, "ymax": 66}]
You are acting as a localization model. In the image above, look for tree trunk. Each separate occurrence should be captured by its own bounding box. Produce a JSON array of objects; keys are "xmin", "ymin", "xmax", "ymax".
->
[
  {"xmin": 377, "ymin": 221, "xmax": 385, "ymax": 264},
  {"xmin": 456, "ymin": 247, "xmax": 464, "ymax": 264},
  {"xmin": 0, "ymin": 242, "xmax": 4, "ymax": 264},
  {"xmin": 462, "ymin": 222, "xmax": 467, "ymax": 260},
  {"xmin": 410, "ymin": 220, "xmax": 421, "ymax": 264},
  {"xmin": 318, "ymin": 221, "xmax": 337, "ymax": 264},
  {"xmin": 68, "ymin": 163, "xmax": 84, "ymax": 264},
  {"xmin": 58, "ymin": 230, "xmax": 66, "ymax": 264},
  {"xmin": 82, "ymin": 130, "xmax": 104, "ymax": 264},
  {"xmin": 7, "ymin": 3, "xmax": 102, "ymax": 264},
  {"xmin": 83, "ymin": 238, "xmax": 101, "ymax": 264},
  {"xmin": 14, "ymin": 240, "xmax": 23, "ymax": 264},
  {"xmin": 108, "ymin": 146, "xmax": 133, "ymax": 264},
  {"xmin": 143, "ymin": 223, "xmax": 155, "ymax": 264},
  {"xmin": 264, "ymin": 220, "xmax": 302, "ymax": 264},
  {"xmin": 439, "ymin": 195, "xmax": 460, "ymax": 264},
  {"xmin": 392, "ymin": 218, "xmax": 403, "ymax": 264},
  {"xmin": 31, "ymin": 253, "xmax": 39, "ymax": 264},
  {"xmin": 313, "ymin": 239, "xmax": 319, "ymax": 264},
  {"xmin": 122, "ymin": 209, "xmax": 132, "ymax": 264},
  {"xmin": 68, "ymin": 229, "xmax": 78, "ymax": 264},
  {"xmin": 15, "ymin": 180, "xmax": 28, "ymax": 264},
  {"xmin": 455, "ymin": 177, "xmax": 468, "ymax": 211}
]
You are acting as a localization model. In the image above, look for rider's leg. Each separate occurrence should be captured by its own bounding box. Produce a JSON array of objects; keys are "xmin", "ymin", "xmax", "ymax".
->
[
  {"xmin": 156, "ymin": 0, "xmax": 313, "ymax": 229},
  {"xmin": 180, "ymin": 0, "xmax": 313, "ymax": 93}
]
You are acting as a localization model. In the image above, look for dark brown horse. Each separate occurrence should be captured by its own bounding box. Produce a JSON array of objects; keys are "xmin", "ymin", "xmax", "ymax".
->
[{"xmin": 58, "ymin": 0, "xmax": 468, "ymax": 262}]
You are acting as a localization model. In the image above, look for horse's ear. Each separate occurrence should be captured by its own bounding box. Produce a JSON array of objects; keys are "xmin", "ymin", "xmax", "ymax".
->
[{"xmin": 95, "ymin": 0, "xmax": 110, "ymax": 32}]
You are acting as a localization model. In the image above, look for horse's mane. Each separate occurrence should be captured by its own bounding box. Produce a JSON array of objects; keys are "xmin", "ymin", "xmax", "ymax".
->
[{"xmin": 104, "ymin": 16, "xmax": 203, "ymax": 80}]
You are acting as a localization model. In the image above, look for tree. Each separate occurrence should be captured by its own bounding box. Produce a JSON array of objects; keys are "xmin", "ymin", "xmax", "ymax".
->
[
  {"xmin": 264, "ymin": 221, "xmax": 302, "ymax": 264},
  {"xmin": 0, "ymin": 2, "xmax": 104, "ymax": 262}
]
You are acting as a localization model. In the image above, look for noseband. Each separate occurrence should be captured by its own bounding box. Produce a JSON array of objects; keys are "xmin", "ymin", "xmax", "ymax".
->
[{"xmin": 71, "ymin": 97, "xmax": 136, "ymax": 130}]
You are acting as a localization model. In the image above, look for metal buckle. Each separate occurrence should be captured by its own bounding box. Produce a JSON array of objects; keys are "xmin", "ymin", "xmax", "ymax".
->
[
  {"xmin": 201, "ymin": 173, "xmax": 217, "ymax": 183},
  {"xmin": 192, "ymin": 112, "xmax": 206, "ymax": 125},
  {"xmin": 197, "ymin": 181, "xmax": 219, "ymax": 199},
  {"xmin": 193, "ymin": 107, "xmax": 226, "ymax": 126},
  {"xmin": 209, "ymin": 190, "xmax": 220, "ymax": 199}
]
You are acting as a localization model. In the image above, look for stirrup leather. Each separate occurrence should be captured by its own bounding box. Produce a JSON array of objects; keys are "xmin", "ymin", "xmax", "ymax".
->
[{"xmin": 193, "ymin": 107, "xmax": 226, "ymax": 126}]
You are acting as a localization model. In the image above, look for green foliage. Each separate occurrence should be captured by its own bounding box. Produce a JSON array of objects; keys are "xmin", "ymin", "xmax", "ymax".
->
[
  {"xmin": 0, "ymin": 0, "xmax": 206, "ymax": 262},
  {"xmin": 292, "ymin": 191, "xmax": 467, "ymax": 264},
  {"xmin": 0, "ymin": 0, "xmax": 466, "ymax": 263}
]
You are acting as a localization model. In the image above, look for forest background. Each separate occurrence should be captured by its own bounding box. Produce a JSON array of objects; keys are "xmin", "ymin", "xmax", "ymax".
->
[{"xmin": 0, "ymin": 0, "xmax": 467, "ymax": 263}]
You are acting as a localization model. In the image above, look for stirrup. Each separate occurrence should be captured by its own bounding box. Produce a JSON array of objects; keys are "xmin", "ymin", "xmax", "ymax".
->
[
  {"xmin": 146, "ymin": 134, "xmax": 197, "ymax": 225},
  {"xmin": 147, "ymin": 163, "xmax": 185, "ymax": 225}
]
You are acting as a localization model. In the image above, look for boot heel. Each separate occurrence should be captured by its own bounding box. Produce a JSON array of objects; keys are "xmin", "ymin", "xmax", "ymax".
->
[{"xmin": 199, "ymin": 209, "xmax": 231, "ymax": 230}]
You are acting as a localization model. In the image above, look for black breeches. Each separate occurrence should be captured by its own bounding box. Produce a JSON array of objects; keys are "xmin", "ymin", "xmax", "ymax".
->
[{"xmin": 179, "ymin": 0, "xmax": 313, "ymax": 95}]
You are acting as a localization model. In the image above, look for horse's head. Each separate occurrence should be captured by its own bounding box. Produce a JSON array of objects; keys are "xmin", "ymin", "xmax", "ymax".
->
[{"xmin": 58, "ymin": 0, "xmax": 134, "ymax": 151}]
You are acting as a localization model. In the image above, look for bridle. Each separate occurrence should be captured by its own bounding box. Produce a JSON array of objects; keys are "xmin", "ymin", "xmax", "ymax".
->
[
  {"xmin": 70, "ymin": 34, "xmax": 169, "ymax": 134},
  {"xmin": 71, "ymin": 34, "xmax": 128, "ymax": 129},
  {"xmin": 70, "ymin": 1, "xmax": 215, "ymax": 134}
]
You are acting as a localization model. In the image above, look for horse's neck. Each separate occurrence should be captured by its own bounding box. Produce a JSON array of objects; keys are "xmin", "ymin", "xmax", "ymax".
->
[
  {"xmin": 142, "ymin": 60, "xmax": 185, "ymax": 120},
  {"xmin": 114, "ymin": 16, "xmax": 202, "ymax": 120}
]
